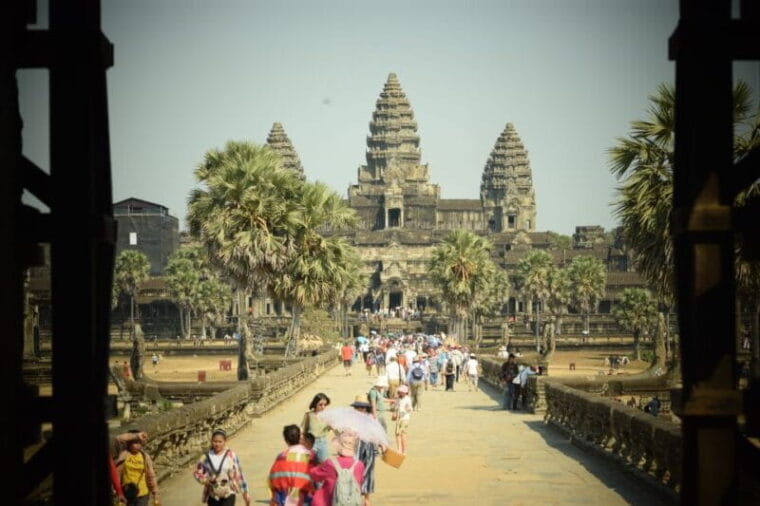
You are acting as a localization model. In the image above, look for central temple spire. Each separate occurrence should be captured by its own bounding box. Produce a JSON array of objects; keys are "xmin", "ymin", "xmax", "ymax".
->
[
  {"xmin": 362, "ymin": 73, "xmax": 427, "ymax": 184},
  {"xmin": 480, "ymin": 123, "xmax": 537, "ymax": 231}
]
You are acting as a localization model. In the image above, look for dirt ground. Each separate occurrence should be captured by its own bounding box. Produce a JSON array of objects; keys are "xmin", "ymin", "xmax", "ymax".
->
[
  {"xmin": 105, "ymin": 347, "xmax": 648, "ymax": 385},
  {"xmin": 541, "ymin": 349, "xmax": 649, "ymax": 378},
  {"xmin": 109, "ymin": 355, "xmax": 239, "ymax": 383}
]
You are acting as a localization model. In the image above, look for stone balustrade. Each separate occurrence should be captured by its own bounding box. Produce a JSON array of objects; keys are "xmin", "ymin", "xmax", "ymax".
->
[
  {"xmin": 111, "ymin": 349, "xmax": 339, "ymax": 481},
  {"xmin": 544, "ymin": 381, "xmax": 680, "ymax": 499}
]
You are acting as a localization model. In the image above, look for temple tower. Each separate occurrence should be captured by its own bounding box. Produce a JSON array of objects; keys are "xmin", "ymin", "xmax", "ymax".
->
[
  {"xmin": 348, "ymin": 73, "xmax": 439, "ymax": 230},
  {"xmin": 480, "ymin": 123, "xmax": 537, "ymax": 232},
  {"xmin": 266, "ymin": 122, "xmax": 305, "ymax": 180}
]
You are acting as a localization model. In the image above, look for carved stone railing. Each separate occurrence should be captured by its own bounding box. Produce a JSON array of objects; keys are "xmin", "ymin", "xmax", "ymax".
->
[
  {"xmin": 544, "ymin": 381, "xmax": 681, "ymax": 499},
  {"xmin": 111, "ymin": 349, "xmax": 339, "ymax": 481}
]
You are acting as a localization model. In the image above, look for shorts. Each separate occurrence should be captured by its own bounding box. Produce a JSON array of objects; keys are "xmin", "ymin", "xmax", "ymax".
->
[
  {"xmin": 395, "ymin": 418, "xmax": 409, "ymax": 435},
  {"xmin": 343, "ymin": 359, "xmax": 352, "ymax": 367}
]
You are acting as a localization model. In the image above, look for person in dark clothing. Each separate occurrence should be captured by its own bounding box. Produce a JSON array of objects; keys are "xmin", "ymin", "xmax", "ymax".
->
[{"xmin": 500, "ymin": 354, "xmax": 519, "ymax": 409}]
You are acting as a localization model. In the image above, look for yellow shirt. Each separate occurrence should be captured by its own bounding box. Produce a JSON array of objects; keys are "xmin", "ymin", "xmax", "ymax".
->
[{"xmin": 122, "ymin": 452, "xmax": 149, "ymax": 497}]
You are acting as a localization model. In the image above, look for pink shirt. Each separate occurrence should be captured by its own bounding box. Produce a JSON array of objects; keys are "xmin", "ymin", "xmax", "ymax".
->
[{"xmin": 308, "ymin": 456, "xmax": 364, "ymax": 506}]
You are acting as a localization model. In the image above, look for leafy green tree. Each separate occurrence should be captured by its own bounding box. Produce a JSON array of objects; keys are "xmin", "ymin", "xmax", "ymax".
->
[
  {"xmin": 429, "ymin": 230, "xmax": 496, "ymax": 343},
  {"xmin": 114, "ymin": 249, "xmax": 150, "ymax": 332},
  {"xmin": 612, "ymin": 288, "xmax": 658, "ymax": 361},
  {"xmin": 566, "ymin": 255, "xmax": 607, "ymax": 335},
  {"xmin": 546, "ymin": 231, "xmax": 572, "ymax": 250},
  {"xmin": 188, "ymin": 141, "xmax": 303, "ymax": 379},
  {"xmin": 517, "ymin": 250, "xmax": 553, "ymax": 352}
]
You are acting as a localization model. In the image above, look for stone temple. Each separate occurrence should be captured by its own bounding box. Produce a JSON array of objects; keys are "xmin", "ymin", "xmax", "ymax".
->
[{"xmin": 264, "ymin": 73, "xmax": 637, "ymax": 316}]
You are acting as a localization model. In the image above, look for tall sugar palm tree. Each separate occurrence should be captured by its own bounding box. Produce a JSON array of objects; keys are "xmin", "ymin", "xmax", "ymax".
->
[
  {"xmin": 429, "ymin": 230, "xmax": 495, "ymax": 343},
  {"xmin": 610, "ymin": 82, "xmax": 760, "ymax": 365},
  {"xmin": 113, "ymin": 249, "xmax": 150, "ymax": 333},
  {"xmin": 567, "ymin": 255, "xmax": 607, "ymax": 335},
  {"xmin": 517, "ymin": 250, "xmax": 553, "ymax": 352},
  {"xmin": 544, "ymin": 265, "xmax": 570, "ymax": 357},
  {"xmin": 612, "ymin": 288, "xmax": 658, "ymax": 362},
  {"xmin": 197, "ymin": 277, "xmax": 232, "ymax": 341},
  {"xmin": 188, "ymin": 141, "xmax": 303, "ymax": 379},
  {"xmin": 165, "ymin": 254, "xmax": 201, "ymax": 339},
  {"xmin": 470, "ymin": 264, "xmax": 508, "ymax": 350}
]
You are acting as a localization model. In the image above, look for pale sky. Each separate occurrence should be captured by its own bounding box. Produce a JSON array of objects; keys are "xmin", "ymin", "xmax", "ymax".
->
[{"xmin": 19, "ymin": 0, "xmax": 760, "ymax": 235}]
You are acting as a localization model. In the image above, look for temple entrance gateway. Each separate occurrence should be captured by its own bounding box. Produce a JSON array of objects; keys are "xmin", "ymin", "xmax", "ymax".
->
[{"xmin": 389, "ymin": 291, "xmax": 403, "ymax": 310}]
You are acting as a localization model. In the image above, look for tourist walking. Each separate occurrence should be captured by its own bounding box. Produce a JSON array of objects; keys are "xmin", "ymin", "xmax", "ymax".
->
[
  {"xmin": 443, "ymin": 358, "xmax": 456, "ymax": 391},
  {"xmin": 368, "ymin": 375, "xmax": 389, "ymax": 430},
  {"xmin": 464, "ymin": 354, "xmax": 481, "ymax": 391},
  {"xmin": 406, "ymin": 357, "xmax": 426, "ymax": 411},
  {"xmin": 268, "ymin": 425, "xmax": 314, "ymax": 506},
  {"xmin": 193, "ymin": 428, "xmax": 251, "ymax": 506},
  {"xmin": 427, "ymin": 351, "xmax": 439, "ymax": 388},
  {"xmin": 308, "ymin": 431, "xmax": 364, "ymax": 506},
  {"xmin": 341, "ymin": 342, "xmax": 354, "ymax": 375},
  {"xmin": 114, "ymin": 430, "xmax": 160, "ymax": 506},
  {"xmin": 394, "ymin": 385, "xmax": 413, "ymax": 454},
  {"xmin": 301, "ymin": 393, "xmax": 333, "ymax": 463},
  {"xmin": 385, "ymin": 356, "xmax": 405, "ymax": 398},
  {"xmin": 350, "ymin": 395, "xmax": 381, "ymax": 506}
]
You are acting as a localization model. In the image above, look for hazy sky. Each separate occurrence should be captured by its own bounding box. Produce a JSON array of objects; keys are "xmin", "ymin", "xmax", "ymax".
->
[{"xmin": 19, "ymin": 0, "xmax": 759, "ymax": 235}]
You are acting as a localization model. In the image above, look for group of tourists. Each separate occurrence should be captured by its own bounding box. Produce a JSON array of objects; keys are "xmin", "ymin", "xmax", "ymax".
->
[{"xmin": 109, "ymin": 331, "xmax": 538, "ymax": 506}]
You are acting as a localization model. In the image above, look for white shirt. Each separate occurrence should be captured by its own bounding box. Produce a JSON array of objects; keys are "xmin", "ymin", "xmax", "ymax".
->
[
  {"xmin": 386, "ymin": 361, "xmax": 404, "ymax": 380},
  {"xmin": 397, "ymin": 395, "xmax": 413, "ymax": 421},
  {"xmin": 465, "ymin": 359, "xmax": 479, "ymax": 376}
]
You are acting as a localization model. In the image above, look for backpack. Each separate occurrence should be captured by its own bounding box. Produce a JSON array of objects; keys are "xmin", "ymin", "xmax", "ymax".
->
[
  {"xmin": 330, "ymin": 457, "xmax": 362, "ymax": 506},
  {"xmin": 445, "ymin": 361, "xmax": 454, "ymax": 374},
  {"xmin": 411, "ymin": 366, "xmax": 424, "ymax": 381}
]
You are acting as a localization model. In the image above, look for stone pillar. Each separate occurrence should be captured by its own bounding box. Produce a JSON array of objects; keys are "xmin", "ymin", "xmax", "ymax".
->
[
  {"xmin": 384, "ymin": 208, "xmax": 388, "ymax": 230},
  {"xmin": 383, "ymin": 291, "xmax": 389, "ymax": 312}
]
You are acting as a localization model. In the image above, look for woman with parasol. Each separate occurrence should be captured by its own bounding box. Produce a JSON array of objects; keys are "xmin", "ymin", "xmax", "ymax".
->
[{"xmin": 301, "ymin": 393, "xmax": 332, "ymax": 463}]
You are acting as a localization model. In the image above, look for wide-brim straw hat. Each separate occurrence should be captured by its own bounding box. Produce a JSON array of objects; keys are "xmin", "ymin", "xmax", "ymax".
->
[{"xmin": 350, "ymin": 394, "xmax": 372, "ymax": 409}]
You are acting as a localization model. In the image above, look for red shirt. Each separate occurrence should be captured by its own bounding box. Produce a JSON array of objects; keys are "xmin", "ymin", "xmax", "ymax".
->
[{"xmin": 340, "ymin": 346, "xmax": 353, "ymax": 361}]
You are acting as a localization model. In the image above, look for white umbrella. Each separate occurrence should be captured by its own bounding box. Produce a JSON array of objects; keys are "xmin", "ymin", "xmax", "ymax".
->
[{"xmin": 316, "ymin": 406, "xmax": 390, "ymax": 447}]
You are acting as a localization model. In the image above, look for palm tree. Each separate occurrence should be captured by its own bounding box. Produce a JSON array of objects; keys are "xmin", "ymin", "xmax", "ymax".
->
[
  {"xmin": 612, "ymin": 288, "xmax": 658, "ymax": 362},
  {"xmin": 188, "ymin": 141, "xmax": 303, "ymax": 379},
  {"xmin": 269, "ymin": 181, "xmax": 358, "ymax": 357},
  {"xmin": 544, "ymin": 265, "xmax": 570, "ymax": 357},
  {"xmin": 165, "ymin": 254, "xmax": 201, "ymax": 339},
  {"xmin": 517, "ymin": 250, "xmax": 553, "ymax": 352},
  {"xmin": 197, "ymin": 277, "xmax": 232, "ymax": 341},
  {"xmin": 113, "ymin": 249, "xmax": 150, "ymax": 334},
  {"xmin": 567, "ymin": 255, "xmax": 607, "ymax": 336},
  {"xmin": 610, "ymin": 82, "xmax": 760, "ymax": 365},
  {"xmin": 470, "ymin": 264, "xmax": 508, "ymax": 350},
  {"xmin": 429, "ymin": 230, "xmax": 495, "ymax": 343}
]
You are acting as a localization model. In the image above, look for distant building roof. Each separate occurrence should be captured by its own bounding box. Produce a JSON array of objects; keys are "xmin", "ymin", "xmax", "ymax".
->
[
  {"xmin": 114, "ymin": 197, "xmax": 171, "ymax": 213},
  {"xmin": 437, "ymin": 199, "xmax": 482, "ymax": 210}
]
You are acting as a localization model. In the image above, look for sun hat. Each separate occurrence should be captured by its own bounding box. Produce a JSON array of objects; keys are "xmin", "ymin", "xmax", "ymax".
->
[
  {"xmin": 374, "ymin": 375, "xmax": 389, "ymax": 388},
  {"xmin": 397, "ymin": 384, "xmax": 409, "ymax": 394},
  {"xmin": 350, "ymin": 394, "xmax": 372, "ymax": 409},
  {"xmin": 332, "ymin": 430, "xmax": 358, "ymax": 457}
]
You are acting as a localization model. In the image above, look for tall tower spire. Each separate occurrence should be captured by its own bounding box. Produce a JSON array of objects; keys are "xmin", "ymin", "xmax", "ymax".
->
[
  {"xmin": 361, "ymin": 73, "xmax": 428, "ymax": 184},
  {"xmin": 480, "ymin": 123, "xmax": 537, "ymax": 231},
  {"xmin": 266, "ymin": 122, "xmax": 305, "ymax": 180}
]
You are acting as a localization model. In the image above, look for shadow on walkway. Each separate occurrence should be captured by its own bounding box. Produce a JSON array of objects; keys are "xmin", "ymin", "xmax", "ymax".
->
[
  {"xmin": 478, "ymin": 379, "xmax": 671, "ymax": 505},
  {"xmin": 521, "ymin": 420, "xmax": 672, "ymax": 505}
]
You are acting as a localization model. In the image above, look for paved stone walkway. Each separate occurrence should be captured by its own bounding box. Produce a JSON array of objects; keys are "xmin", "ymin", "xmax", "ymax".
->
[{"xmin": 160, "ymin": 363, "xmax": 667, "ymax": 505}]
